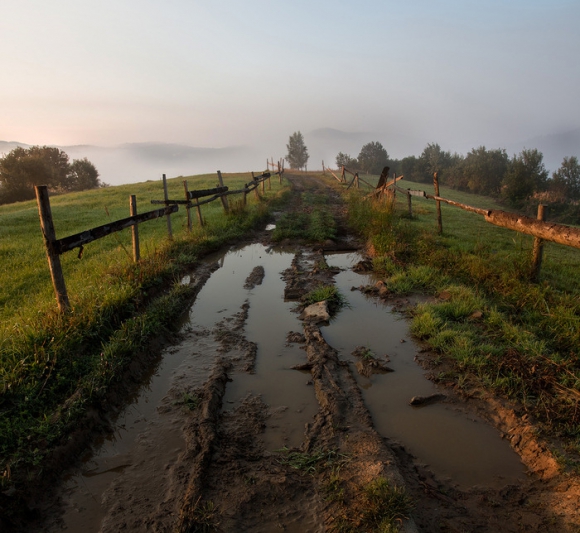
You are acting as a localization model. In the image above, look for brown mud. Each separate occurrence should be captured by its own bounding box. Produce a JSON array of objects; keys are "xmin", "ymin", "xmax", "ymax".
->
[{"xmin": 20, "ymin": 173, "xmax": 580, "ymax": 532}]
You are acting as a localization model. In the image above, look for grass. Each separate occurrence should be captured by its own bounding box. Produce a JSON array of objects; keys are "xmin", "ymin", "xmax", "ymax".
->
[
  {"xmin": 272, "ymin": 189, "xmax": 336, "ymax": 242},
  {"xmin": 302, "ymin": 285, "xmax": 348, "ymax": 315},
  {"xmin": 276, "ymin": 447, "xmax": 348, "ymax": 475},
  {"xmin": 0, "ymin": 171, "xmax": 288, "ymax": 514},
  {"xmin": 346, "ymin": 176, "xmax": 580, "ymax": 458},
  {"xmin": 330, "ymin": 477, "xmax": 414, "ymax": 533}
]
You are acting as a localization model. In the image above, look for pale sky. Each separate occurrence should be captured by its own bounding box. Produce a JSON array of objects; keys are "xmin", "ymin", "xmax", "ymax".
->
[{"xmin": 1, "ymin": 0, "xmax": 579, "ymax": 160}]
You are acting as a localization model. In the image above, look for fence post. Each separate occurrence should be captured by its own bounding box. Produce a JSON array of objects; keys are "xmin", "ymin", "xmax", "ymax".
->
[
  {"xmin": 407, "ymin": 190, "xmax": 413, "ymax": 217},
  {"xmin": 35, "ymin": 186, "xmax": 70, "ymax": 313},
  {"xmin": 278, "ymin": 161, "xmax": 282, "ymax": 184},
  {"xmin": 183, "ymin": 180, "xmax": 192, "ymax": 232},
  {"xmin": 433, "ymin": 172, "xmax": 442, "ymax": 235},
  {"xmin": 341, "ymin": 166, "xmax": 345, "ymax": 183},
  {"xmin": 130, "ymin": 195, "xmax": 140, "ymax": 261},
  {"xmin": 162, "ymin": 174, "xmax": 173, "ymax": 239},
  {"xmin": 252, "ymin": 172, "xmax": 259, "ymax": 200},
  {"xmin": 355, "ymin": 173, "xmax": 359, "ymax": 189},
  {"xmin": 217, "ymin": 170, "xmax": 229, "ymax": 213},
  {"xmin": 531, "ymin": 204, "xmax": 546, "ymax": 281}
]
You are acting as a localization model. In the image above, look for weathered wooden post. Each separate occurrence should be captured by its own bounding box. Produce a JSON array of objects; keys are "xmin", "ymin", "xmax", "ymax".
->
[
  {"xmin": 217, "ymin": 171, "xmax": 229, "ymax": 213},
  {"xmin": 162, "ymin": 174, "xmax": 173, "ymax": 239},
  {"xmin": 341, "ymin": 166, "xmax": 345, "ymax": 183},
  {"xmin": 35, "ymin": 186, "xmax": 70, "ymax": 312},
  {"xmin": 433, "ymin": 172, "xmax": 442, "ymax": 235},
  {"xmin": 278, "ymin": 161, "xmax": 282, "ymax": 184},
  {"xmin": 130, "ymin": 194, "xmax": 140, "ymax": 261},
  {"xmin": 355, "ymin": 173, "xmax": 360, "ymax": 189},
  {"xmin": 183, "ymin": 180, "xmax": 192, "ymax": 232},
  {"xmin": 531, "ymin": 204, "xmax": 546, "ymax": 281},
  {"xmin": 252, "ymin": 172, "xmax": 259, "ymax": 200},
  {"xmin": 407, "ymin": 189, "xmax": 413, "ymax": 217}
]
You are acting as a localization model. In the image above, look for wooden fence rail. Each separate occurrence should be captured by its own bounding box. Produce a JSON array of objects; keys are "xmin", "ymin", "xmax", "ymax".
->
[{"xmin": 388, "ymin": 180, "xmax": 580, "ymax": 280}]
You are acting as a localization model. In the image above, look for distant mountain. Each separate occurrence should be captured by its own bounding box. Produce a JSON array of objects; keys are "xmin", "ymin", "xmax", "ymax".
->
[
  {"xmin": 0, "ymin": 141, "xmax": 260, "ymax": 185},
  {"xmin": 508, "ymin": 128, "xmax": 580, "ymax": 174}
]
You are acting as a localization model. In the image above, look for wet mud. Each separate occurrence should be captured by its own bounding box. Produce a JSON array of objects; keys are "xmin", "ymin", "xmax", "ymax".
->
[{"xmin": 29, "ymin": 174, "xmax": 580, "ymax": 532}]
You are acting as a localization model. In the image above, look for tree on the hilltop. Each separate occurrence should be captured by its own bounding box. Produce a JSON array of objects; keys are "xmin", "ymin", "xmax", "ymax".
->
[
  {"xmin": 286, "ymin": 131, "xmax": 309, "ymax": 170},
  {"xmin": 68, "ymin": 158, "xmax": 102, "ymax": 191},
  {"xmin": 0, "ymin": 146, "xmax": 101, "ymax": 204},
  {"xmin": 357, "ymin": 142, "xmax": 389, "ymax": 174},
  {"xmin": 550, "ymin": 156, "xmax": 580, "ymax": 201},
  {"xmin": 335, "ymin": 152, "xmax": 358, "ymax": 170},
  {"xmin": 501, "ymin": 148, "xmax": 548, "ymax": 208}
]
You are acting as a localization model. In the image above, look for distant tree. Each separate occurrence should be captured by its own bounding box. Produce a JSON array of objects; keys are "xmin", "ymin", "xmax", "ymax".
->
[
  {"xmin": 68, "ymin": 158, "xmax": 102, "ymax": 191},
  {"xmin": 335, "ymin": 152, "xmax": 358, "ymax": 170},
  {"xmin": 285, "ymin": 131, "xmax": 309, "ymax": 170},
  {"xmin": 550, "ymin": 156, "xmax": 580, "ymax": 201},
  {"xmin": 501, "ymin": 148, "xmax": 548, "ymax": 208},
  {"xmin": 458, "ymin": 147, "xmax": 509, "ymax": 196},
  {"xmin": 0, "ymin": 146, "xmax": 101, "ymax": 204},
  {"xmin": 357, "ymin": 142, "xmax": 389, "ymax": 174}
]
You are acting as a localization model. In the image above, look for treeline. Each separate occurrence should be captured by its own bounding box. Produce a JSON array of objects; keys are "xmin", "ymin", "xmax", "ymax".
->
[
  {"xmin": 0, "ymin": 145, "xmax": 105, "ymax": 205},
  {"xmin": 336, "ymin": 142, "xmax": 580, "ymax": 223}
]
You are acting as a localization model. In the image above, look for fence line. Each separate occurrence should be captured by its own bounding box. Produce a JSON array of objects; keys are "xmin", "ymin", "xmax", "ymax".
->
[
  {"xmin": 385, "ymin": 178, "xmax": 580, "ymax": 280},
  {"xmin": 36, "ymin": 168, "xmax": 283, "ymax": 312}
]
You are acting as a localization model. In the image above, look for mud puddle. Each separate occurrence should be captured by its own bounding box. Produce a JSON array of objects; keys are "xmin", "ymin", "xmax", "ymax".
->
[
  {"xmin": 44, "ymin": 243, "xmax": 318, "ymax": 531},
  {"xmin": 323, "ymin": 252, "xmax": 527, "ymax": 488}
]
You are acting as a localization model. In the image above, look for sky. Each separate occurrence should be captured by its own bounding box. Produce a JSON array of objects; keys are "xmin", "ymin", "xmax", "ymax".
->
[{"xmin": 1, "ymin": 0, "xmax": 579, "ymax": 168}]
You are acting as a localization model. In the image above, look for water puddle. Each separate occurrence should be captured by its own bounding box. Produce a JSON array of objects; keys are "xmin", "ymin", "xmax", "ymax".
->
[
  {"xmin": 323, "ymin": 252, "xmax": 527, "ymax": 488},
  {"xmin": 217, "ymin": 244, "xmax": 318, "ymax": 450}
]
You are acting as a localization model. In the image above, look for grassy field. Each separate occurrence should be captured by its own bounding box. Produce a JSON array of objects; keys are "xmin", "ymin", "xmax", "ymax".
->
[
  {"xmin": 346, "ymin": 174, "xmax": 580, "ymax": 465},
  {"xmin": 0, "ymin": 171, "xmax": 285, "ymax": 506}
]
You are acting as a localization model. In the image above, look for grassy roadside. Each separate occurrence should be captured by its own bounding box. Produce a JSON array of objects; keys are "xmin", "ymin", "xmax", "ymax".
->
[
  {"xmin": 0, "ymin": 172, "xmax": 288, "ymax": 519},
  {"xmin": 345, "ymin": 178, "xmax": 580, "ymax": 468}
]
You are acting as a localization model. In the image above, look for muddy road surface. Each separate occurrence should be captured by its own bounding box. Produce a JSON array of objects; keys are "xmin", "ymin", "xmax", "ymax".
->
[{"xmin": 31, "ymin": 174, "xmax": 580, "ymax": 532}]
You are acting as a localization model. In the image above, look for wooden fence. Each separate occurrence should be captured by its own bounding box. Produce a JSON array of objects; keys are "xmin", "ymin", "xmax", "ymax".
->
[
  {"xmin": 346, "ymin": 167, "xmax": 580, "ymax": 281},
  {"xmin": 36, "ymin": 169, "xmax": 281, "ymax": 312}
]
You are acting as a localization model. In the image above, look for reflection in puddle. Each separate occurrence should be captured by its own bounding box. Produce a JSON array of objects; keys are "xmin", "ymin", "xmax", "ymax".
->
[{"xmin": 323, "ymin": 253, "xmax": 527, "ymax": 488}]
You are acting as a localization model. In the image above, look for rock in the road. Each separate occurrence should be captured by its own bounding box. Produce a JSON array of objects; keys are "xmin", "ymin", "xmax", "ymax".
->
[{"xmin": 299, "ymin": 301, "xmax": 330, "ymax": 323}]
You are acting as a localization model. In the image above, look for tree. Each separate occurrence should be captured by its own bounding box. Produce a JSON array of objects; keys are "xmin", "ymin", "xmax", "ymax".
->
[
  {"xmin": 357, "ymin": 142, "xmax": 389, "ymax": 174},
  {"xmin": 68, "ymin": 158, "xmax": 102, "ymax": 191},
  {"xmin": 285, "ymin": 131, "xmax": 309, "ymax": 170},
  {"xmin": 550, "ymin": 156, "xmax": 580, "ymax": 201},
  {"xmin": 335, "ymin": 152, "xmax": 358, "ymax": 170},
  {"xmin": 0, "ymin": 146, "xmax": 101, "ymax": 204},
  {"xmin": 501, "ymin": 148, "xmax": 548, "ymax": 208},
  {"xmin": 458, "ymin": 146, "xmax": 509, "ymax": 196}
]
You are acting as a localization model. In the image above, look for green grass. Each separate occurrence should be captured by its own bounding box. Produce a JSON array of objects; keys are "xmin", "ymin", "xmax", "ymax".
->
[
  {"xmin": 345, "ymin": 176, "xmax": 580, "ymax": 454},
  {"xmin": 302, "ymin": 285, "xmax": 348, "ymax": 315},
  {"xmin": 272, "ymin": 190, "xmax": 336, "ymax": 242},
  {"xmin": 0, "ymin": 172, "xmax": 287, "ymax": 512}
]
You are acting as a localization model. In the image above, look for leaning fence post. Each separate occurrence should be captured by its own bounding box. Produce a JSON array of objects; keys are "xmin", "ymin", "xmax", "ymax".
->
[
  {"xmin": 531, "ymin": 204, "xmax": 546, "ymax": 282},
  {"xmin": 162, "ymin": 174, "xmax": 173, "ymax": 239},
  {"xmin": 35, "ymin": 185, "xmax": 70, "ymax": 313},
  {"xmin": 183, "ymin": 180, "xmax": 192, "ymax": 232},
  {"xmin": 217, "ymin": 170, "xmax": 229, "ymax": 213},
  {"xmin": 341, "ymin": 166, "xmax": 345, "ymax": 183},
  {"xmin": 130, "ymin": 194, "xmax": 140, "ymax": 261},
  {"xmin": 433, "ymin": 172, "xmax": 442, "ymax": 235}
]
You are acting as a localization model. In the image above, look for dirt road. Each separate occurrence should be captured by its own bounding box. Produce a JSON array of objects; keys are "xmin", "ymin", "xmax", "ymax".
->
[{"xmin": 31, "ymin": 174, "xmax": 580, "ymax": 532}]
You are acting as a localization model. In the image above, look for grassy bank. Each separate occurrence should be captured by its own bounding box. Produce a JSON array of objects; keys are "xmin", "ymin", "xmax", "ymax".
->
[
  {"xmin": 0, "ymin": 172, "xmax": 287, "ymax": 516},
  {"xmin": 346, "ymin": 177, "xmax": 580, "ymax": 467}
]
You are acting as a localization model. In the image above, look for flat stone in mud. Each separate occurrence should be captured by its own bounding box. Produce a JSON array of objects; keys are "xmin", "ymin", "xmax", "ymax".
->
[{"xmin": 298, "ymin": 301, "xmax": 330, "ymax": 323}]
